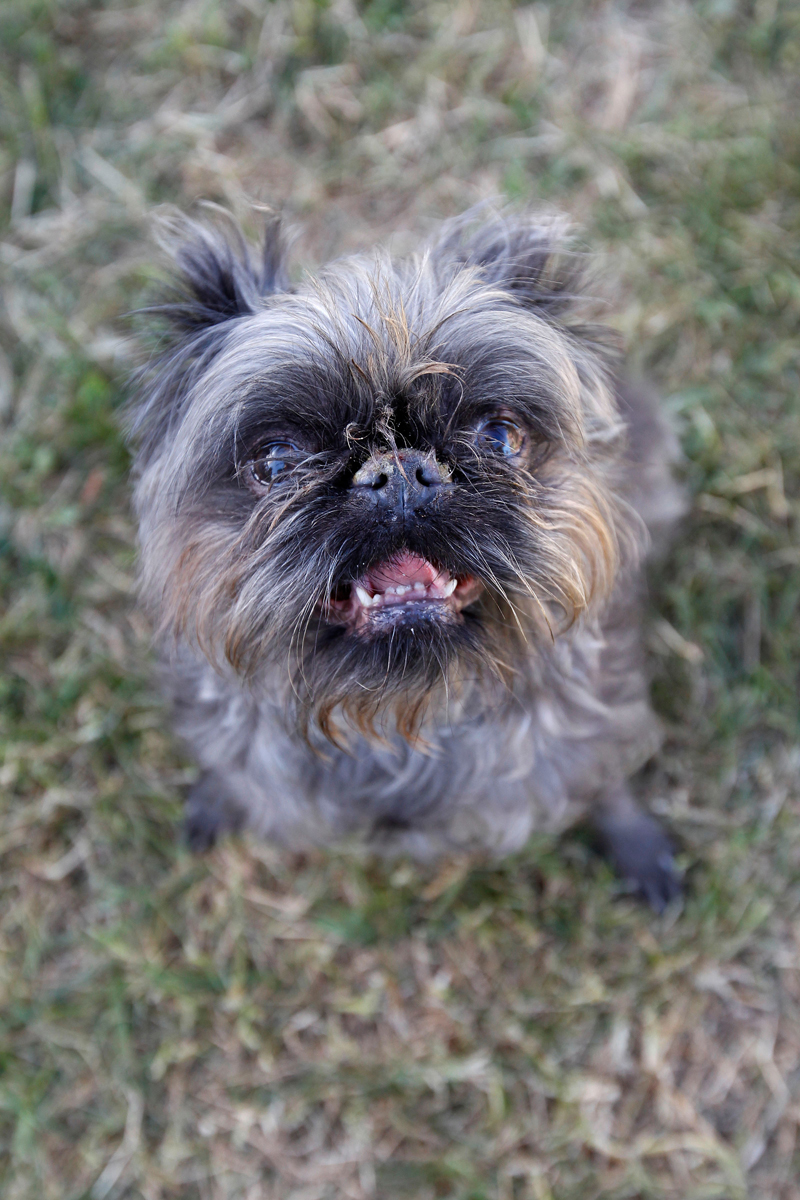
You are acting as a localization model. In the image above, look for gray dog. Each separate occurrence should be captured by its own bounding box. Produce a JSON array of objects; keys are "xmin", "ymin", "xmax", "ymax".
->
[{"xmin": 131, "ymin": 207, "xmax": 684, "ymax": 909}]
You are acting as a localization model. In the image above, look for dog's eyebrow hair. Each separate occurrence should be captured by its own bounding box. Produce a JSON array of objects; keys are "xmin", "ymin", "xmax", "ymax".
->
[
  {"xmin": 350, "ymin": 313, "xmax": 382, "ymax": 346},
  {"xmin": 348, "ymin": 358, "xmax": 370, "ymax": 384}
]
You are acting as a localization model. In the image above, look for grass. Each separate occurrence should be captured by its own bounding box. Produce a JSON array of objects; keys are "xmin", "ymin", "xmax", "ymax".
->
[{"xmin": 1, "ymin": 0, "xmax": 800, "ymax": 1196}]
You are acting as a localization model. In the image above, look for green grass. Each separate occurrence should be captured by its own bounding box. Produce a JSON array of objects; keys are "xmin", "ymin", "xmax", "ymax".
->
[{"xmin": 1, "ymin": 1, "xmax": 800, "ymax": 1197}]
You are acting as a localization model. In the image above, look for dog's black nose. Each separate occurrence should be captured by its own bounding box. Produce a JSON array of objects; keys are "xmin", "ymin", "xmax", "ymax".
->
[{"xmin": 352, "ymin": 451, "xmax": 451, "ymax": 516}]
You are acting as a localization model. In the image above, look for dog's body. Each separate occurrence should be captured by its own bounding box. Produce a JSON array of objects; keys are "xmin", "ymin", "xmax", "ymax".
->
[{"xmin": 133, "ymin": 209, "xmax": 684, "ymax": 908}]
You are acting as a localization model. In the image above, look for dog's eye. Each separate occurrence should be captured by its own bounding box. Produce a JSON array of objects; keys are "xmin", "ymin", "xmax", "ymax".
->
[
  {"xmin": 476, "ymin": 420, "xmax": 526, "ymax": 458},
  {"xmin": 249, "ymin": 441, "xmax": 303, "ymax": 485}
]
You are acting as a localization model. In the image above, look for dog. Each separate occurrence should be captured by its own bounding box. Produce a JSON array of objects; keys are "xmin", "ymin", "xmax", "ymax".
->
[{"xmin": 131, "ymin": 206, "xmax": 684, "ymax": 910}]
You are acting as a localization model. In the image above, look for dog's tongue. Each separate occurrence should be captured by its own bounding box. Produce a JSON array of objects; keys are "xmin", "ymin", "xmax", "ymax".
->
[{"xmin": 366, "ymin": 552, "xmax": 442, "ymax": 593}]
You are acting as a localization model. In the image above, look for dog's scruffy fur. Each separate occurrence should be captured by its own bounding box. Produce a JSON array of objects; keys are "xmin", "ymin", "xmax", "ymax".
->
[{"xmin": 132, "ymin": 207, "xmax": 685, "ymax": 909}]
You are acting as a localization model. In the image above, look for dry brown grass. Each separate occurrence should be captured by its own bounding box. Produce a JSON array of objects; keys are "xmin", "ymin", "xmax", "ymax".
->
[{"xmin": 1, "ymin": 1, "xmax": 800, "ymax": 1196}]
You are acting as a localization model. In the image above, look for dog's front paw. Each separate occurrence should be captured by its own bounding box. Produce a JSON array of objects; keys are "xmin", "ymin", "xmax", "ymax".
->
[
  {"xmin": 183, "ymin": 772, "xmax": 244, "ymax": 852},
  {"xmin": 600, "ymin": 812, "xmax": 682, "ymax": 913}
]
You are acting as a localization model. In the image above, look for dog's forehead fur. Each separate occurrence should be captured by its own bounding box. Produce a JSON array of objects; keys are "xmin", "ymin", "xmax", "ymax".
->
[{"xmin": 176, "ymin": 257, "xmax": 590, "ymax": 465}]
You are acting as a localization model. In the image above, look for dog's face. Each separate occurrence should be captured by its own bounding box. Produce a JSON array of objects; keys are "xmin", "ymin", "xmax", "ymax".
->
[{"xmin": 133, "ymin": 212, "xmax": 630, "ymax": 739}]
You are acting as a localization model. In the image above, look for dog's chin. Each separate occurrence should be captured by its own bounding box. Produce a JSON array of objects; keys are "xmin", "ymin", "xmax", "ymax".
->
[{"xmin": 324, "ymin": 551, "xmax": 484, "ymax": 640}]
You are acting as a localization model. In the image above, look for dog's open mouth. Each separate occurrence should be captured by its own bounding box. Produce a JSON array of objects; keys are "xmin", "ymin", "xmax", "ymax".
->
[{"xmin": 326, "ymin": 551, "xmax": 484, "ymax": 634}]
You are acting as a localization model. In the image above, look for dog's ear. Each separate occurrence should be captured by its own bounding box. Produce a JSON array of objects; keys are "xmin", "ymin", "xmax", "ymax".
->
[
  {"xmin": 130, "ymin": 213, "xmax": 288, "ymax": 465},
  {"xmin": 431, "ymin": 209, "xmax": 579, "ymax": 316},
  {"xmin": 157, "ymin": 211, "xmax": 289, "ymax": 333}
]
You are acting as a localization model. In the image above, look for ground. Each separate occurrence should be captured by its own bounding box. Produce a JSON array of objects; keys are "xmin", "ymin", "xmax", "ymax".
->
[{"xmin": 1, "ymin": 1, "xmax": 799, "ymax": 1197}]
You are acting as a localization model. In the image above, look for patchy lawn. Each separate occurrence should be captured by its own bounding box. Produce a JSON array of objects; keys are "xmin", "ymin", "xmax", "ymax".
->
[{"xmin": 1, "ymin": 1, "xmax": 799, "ymax": 1197}]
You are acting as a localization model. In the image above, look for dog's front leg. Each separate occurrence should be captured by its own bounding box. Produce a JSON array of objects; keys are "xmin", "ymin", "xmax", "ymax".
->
[
  {"xmin": 593, "ymin": 784, "xmax": 682, "ymax": 912},
  {"xmin": 183, "ymin": 770, "xmax": 247, "ymax": 852}
]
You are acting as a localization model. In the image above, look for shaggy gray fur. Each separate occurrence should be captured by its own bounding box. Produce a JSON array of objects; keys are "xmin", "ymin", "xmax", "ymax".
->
[{"xmin": 131, "ymin": 207, "xmax": 685, "ymax": 909}]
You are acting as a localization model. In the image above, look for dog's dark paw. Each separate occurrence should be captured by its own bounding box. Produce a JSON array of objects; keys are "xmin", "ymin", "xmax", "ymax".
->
[
  {"xmin": 183, "ymin": 772, "xmax": 244, "ymax": 852},
  {"xmin": 183, "ymin": 805, "xmax": 224, "ymax": 852},
  {"xmin": 600, "ymin": 812, "xmax": 682, "ymax": 913}
]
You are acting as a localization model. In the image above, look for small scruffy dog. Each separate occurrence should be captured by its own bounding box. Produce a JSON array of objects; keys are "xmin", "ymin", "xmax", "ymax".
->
[{"xmin": 132, "ymin": 207, "xmax": 684, "ymax": 910}]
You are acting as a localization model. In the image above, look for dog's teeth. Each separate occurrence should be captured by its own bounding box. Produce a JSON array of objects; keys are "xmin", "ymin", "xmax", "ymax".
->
[
  {"xmin": 442, "ymin": 578, "xmax": 457, "ymax": 598},
  {"xmin": 385, "ymin": 586, "xmax": 397, "ymax": 596},
  {"xmin": 355, "ymin": 585, "xmax": 374, "ymax": 608},
  {"xmin": 395, "ymin": 584, "xmax": 410, "ymax": 595},
  {"xmin": 413, "ymin": 581, "xmax": 425, "ymax": 592}
]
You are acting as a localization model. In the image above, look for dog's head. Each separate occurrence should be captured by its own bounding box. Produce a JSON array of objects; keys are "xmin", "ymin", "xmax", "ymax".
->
[{"xmin": 132, "ymin": 209, "xmax": 635, "ymax": 740}]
